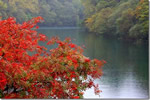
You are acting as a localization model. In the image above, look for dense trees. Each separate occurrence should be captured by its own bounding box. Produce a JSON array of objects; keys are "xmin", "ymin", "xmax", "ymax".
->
[
  {"xmin": 0, "ymin": 0, "xmax": 83, "ymax": 27},
  {"xmin": 0, "ymin": 0, "xmax": 148, "ymax": 42},
  {"xmin": 0, "ymin": 17, "xmax": 105, "ymax": 99},
  {"xmin": 81, "ymin": 0, "xmax": 149, "ymax": 42},
  {"xmin": 134, "ymin": 0, "xmax": 149, "ymax": 40}
]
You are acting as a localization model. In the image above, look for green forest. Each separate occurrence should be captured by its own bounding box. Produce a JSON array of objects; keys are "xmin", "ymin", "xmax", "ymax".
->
[
  {"xmin": 81, "ymin": 0, "xmax": 149, "ymax": 42},
  {"xmin": 0, "ymin": 0, "xmax": 149, "ymax": 42},
  {"xmin": 0, "ymin": 0, "xmax": 83, "ymax": 26}
]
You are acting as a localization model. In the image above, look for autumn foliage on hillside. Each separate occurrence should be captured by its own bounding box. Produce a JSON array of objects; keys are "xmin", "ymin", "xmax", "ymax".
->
[{"xmin": 0, "ymin": 17, "xmax": 105, "ymax": 99}]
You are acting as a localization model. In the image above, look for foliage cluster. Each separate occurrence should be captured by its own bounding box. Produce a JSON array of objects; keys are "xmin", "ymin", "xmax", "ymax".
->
[
  {"xmin": 81, "ymin": 0, "xmax": 149, "ymax": 42},
  {"xmin": 0, "ymin": 17, "xmax": 105, "ymax": 99},
  {"xmin": 0, "ymin": 0, "xmax": 84, "ymax": 27}
]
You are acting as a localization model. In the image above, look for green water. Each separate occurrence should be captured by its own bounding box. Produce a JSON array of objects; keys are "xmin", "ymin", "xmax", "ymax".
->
[{"xmin": 37, "ymin": 27, "xmax": 149, "ymax": 99}]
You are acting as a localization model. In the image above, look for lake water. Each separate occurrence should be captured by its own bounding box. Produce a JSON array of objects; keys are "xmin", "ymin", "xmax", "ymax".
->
[{"xmin": 37, "ymin": 27, "xmax": 149, "ymax": 99}]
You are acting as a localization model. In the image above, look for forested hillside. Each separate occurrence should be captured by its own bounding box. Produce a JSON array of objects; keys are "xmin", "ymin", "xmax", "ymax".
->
[
  {"xmin": 0, "ymin": 0, "xmax": 148, "ymax": 42},
  {"xmin": 0, "ymin": 0, "xmax": 83, "ymax": 26},
  {"xmin": 81, "ymin": 0, "xmax": 149, "ymax": 42}
]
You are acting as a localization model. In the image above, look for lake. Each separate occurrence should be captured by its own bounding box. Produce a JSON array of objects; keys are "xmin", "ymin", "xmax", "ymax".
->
[{"xmin": 37, "ymin": 27, "xmax": 149, "ymax": 99}]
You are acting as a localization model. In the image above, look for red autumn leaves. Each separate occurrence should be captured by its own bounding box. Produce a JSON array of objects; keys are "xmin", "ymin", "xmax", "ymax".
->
[
  {"xmin": 0, "ymin": 72, "xmax": 7, "ymax": 90},
  {"xmin": 0, "ymin": 17, "xmax": 106, "ymax": 99}
]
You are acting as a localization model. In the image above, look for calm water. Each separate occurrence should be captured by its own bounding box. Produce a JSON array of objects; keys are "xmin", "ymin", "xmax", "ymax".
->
[{"xmin": 37, "ymin": 27, "xmax": 149, "ymax": 99}]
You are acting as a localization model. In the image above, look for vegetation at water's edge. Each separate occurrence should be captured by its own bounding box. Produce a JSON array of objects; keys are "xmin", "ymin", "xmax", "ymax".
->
[
  {"xmin": 0, "ymin": 17, "xmax": 106, "ymax": 99},
  {"xmin": 81, "ymin": 0, "xmax": 149, "ymax": 43},
  {"xmin": 0, "ymin": 0, "xmax": 84, "ymax": 27},
  {"xmin": 0, "ymin": 0, "xmax": 148, "ymax": 42}
]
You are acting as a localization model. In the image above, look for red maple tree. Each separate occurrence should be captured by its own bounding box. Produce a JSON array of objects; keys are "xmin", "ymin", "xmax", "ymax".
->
[{"xmin": 0, "ymin": 17, "xmax": 106, "ymax": 99}]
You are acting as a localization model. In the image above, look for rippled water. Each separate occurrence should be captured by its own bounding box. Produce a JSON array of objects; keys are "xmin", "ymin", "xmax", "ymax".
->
[{"xmin": 37, "ymin": 27, "xmax": 149, "ymax": 99}]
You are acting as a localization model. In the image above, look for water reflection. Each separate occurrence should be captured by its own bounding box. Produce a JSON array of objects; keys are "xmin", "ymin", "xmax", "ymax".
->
[{"xmin": 37, "ymin": 28, "xmax": 148, "ymax": 99}]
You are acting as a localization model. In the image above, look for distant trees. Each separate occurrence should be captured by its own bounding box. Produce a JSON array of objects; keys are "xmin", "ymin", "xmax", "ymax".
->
[
  {"xmin": 81, "ymin": 0, "xmax": 149, "ymax": 42},
  {"xmin": 85, "ymin": 7, "xmax": 113, "ymax": 35},
  {"xmin": 0, "ymin": 0, "xmax": 148, "ymax": 42},
  {"xmin": 0, "ymin": 0, "xmax": 84, "ymax": 27},
  {"xmin": 134, "ymin": 0, "xmax": 149, "ymax": 40}
]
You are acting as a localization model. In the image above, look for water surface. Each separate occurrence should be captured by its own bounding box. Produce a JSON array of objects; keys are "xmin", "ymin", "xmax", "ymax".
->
[{"xmin": 37, "ymin": 27, "xmax": 149, "ymax": 99}]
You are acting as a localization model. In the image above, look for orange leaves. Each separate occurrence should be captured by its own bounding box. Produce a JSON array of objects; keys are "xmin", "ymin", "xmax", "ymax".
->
[
  {"xmin": 84, "ymin": 58, "xmax": 91, "ymax": 62},
  {"xmin": 35, "ymin": 26, "xmax": 39, "ymax": 29},
  {"xmin": 72, "ymin": 96, "xmax": 80, "ymax": 99},
  {"xmin": 0, "ymin": 72, "xmax": 7, "ymax": 90},
  {"xmin": 44, "ymin": 37, "xmax": 105, "ymax": 98},
  {"xmin": 69, "ymin": 43, "xmax": 76, "ymax": 48},
  {"xmin": 0, "ymin": 48, "xmax": 3, "ymax": 56},
  {"xmin": 94, "ymin": 59, "xmax": 106, "ymax": 66},
  {"xmin": 94, "ymin": 84, "xmax": 102, "ymax": 95},
  {"xmin": 0, "ymin": 17, "xmax": 106, "ymax": 99},
  {"xmin": 4, "ymin": 93, "xmax": 20, "ymax": 99},
  {"xmin": 39, "ymin": 34, "xmax": 47, "ymax": 41},
  {"xmin": 0, "ymin": 16, "xmax": 46, "ymax": 98}
]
